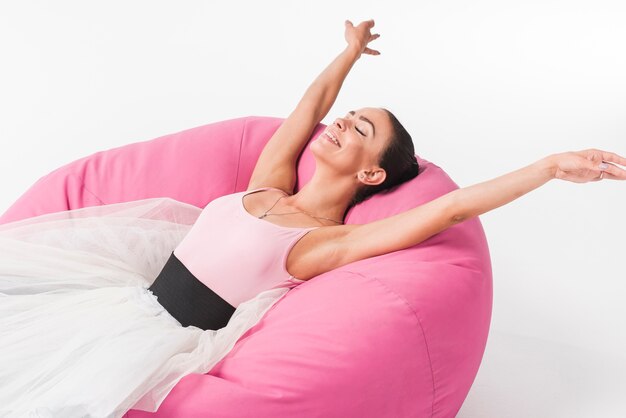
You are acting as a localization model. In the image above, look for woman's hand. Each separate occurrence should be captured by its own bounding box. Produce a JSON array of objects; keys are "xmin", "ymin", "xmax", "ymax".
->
[
  {"xmin": 345, "ymin": 19, "xmax": 380, "ymax": 58},
  {"xmin": 551, "ymin": 149, "xmax": 626, "ymax": 183}
]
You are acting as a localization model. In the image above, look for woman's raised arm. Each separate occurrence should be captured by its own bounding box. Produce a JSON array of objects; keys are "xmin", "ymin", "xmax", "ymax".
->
[{"xmin": 247, "ymin": 19, "xmax": 380, "ymax": 193}]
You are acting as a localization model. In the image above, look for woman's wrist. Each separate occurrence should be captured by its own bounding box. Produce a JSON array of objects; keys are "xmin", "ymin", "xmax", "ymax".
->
[{"xmin": 345, "ymin": 43, "xmax": 362, "ymax": 60}]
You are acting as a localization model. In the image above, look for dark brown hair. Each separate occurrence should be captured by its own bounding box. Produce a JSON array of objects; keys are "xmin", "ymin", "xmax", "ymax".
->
[{"xmin": 348, "ymin": 108, "xmax": 420, "ymax": 209}]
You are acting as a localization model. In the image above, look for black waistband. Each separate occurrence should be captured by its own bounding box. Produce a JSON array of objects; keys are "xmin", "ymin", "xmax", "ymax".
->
[{"xmin": 148, "ymin": 251, "xmax": 236, "ymax": 331}]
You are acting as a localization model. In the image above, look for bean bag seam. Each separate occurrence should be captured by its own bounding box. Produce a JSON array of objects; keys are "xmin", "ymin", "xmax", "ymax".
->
[
  {"xmin": 351, "ymin": 271, "xmax": 437, "ymax": 418},
  {"xmin": 233, "ymin": 116, "xmax": 248, "ymax": 192},
  {"xmin": 78, "ymin": 175, "xmax": 106, "ymax": 206}
]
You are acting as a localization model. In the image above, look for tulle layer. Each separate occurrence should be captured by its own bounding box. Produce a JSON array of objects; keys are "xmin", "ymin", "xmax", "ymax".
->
[{"xmin": 0, "ymin": 198, "xmax": 289, "ymax": 418}]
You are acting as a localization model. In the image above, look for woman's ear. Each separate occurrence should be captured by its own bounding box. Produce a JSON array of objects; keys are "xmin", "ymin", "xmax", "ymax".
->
[{"xmin": 358, "ymin": 169, "xmax": 386, "ymax": 186}]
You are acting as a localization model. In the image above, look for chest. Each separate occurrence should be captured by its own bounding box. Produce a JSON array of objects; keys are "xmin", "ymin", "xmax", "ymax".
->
[
  {"xmin": 241, "ymin": 191, "xmax": 347, "ymax": 280},
  {"xmin": 241, "ymin": 191, "xmax": 323, "ymax": 229}
]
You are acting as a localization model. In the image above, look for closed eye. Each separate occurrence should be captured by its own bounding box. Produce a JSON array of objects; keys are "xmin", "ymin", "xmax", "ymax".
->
[{"xmin": 346, "ymin": 113, "xmax": 366, "ymax": 137}]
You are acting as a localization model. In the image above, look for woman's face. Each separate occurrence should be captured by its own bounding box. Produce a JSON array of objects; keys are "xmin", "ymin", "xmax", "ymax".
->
[{"xmin": 312, "ymin": 107, "xmax": 393, "ymax": 182}]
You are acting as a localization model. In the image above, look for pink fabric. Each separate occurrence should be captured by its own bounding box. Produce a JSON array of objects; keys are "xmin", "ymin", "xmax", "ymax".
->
[
  {"xmin": 0, "ymin": 115, "xmax": 493, "ymax": 418},
  {"xmin": 173, "ymin": 186, "xmax": 315, "ymax": 308}
]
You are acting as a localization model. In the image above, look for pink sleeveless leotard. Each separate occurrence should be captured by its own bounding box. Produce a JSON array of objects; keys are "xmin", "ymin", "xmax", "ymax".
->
[{"xmin": 173, "ymin": 187, "xmax": 320, "ymax": 308}]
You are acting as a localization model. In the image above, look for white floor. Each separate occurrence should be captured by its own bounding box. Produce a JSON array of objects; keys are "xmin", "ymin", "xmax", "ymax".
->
[{"xmin": 457, "ymin": 330, "xmax": 626, "ymax": 418}]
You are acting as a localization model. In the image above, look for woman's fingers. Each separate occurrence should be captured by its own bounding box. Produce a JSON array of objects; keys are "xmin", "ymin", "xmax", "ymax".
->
[
  {"xmin": 601, "ymin": 162, "xmax": 626, "ymax": 180},
  {"xmin": 596, "ymin": 149, "xmax": 626, "ymax": 180},
  {"xmin": 600, "ymin": 150, "xmax": 626, "ymax": 167},
  {"xmin": 345, "ymin": 18, "xmax": 381, "ymax": 56}
]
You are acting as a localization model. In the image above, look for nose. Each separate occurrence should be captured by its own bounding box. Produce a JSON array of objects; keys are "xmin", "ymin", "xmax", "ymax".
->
[{"xmin": 333, "ymin": 117, "xmax": 347, "ymax": 132}]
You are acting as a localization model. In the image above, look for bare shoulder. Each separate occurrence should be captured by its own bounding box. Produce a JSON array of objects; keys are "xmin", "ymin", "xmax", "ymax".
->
[{"xmin": 245, "ymin": 185, "xmax": 291, "ymax": 195}]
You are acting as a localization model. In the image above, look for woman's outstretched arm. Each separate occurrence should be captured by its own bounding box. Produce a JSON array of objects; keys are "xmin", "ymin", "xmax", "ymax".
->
[
  {"xmin": 452, "ymin": 149, "xmax": 625, "ymax": 222},
  {"xmin": 247, "ymin": 19, "xmax": 380, "ymax": 192},
  {"xmin": 329, "ymin": 150, "xmax": 625, "ymax": 269}
]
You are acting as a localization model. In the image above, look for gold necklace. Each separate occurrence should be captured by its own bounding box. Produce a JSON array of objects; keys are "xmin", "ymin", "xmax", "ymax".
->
[{"xmin": 259, "ymin": 195, "xmax": 344, "ymax": 225}]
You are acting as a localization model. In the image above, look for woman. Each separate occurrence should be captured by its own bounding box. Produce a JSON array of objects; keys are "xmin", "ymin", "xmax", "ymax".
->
[{"xmin": 0, "ymin": 18, "xmax": 624, "ymax": 418}]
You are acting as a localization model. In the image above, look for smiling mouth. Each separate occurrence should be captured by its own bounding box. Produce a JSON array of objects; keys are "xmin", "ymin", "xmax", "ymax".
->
[{"xmin": 322, "ymin": 131, "xmax": 341, "ymax": 147}]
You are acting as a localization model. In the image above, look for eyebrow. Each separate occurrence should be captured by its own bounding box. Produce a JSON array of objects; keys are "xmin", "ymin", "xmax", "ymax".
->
[{"xmin": 348, "ymin": 110, "xmax": 375, "ymax": 137}]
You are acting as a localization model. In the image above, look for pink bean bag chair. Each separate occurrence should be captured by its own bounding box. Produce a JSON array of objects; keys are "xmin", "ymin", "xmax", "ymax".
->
[{"xmin": 0, "ymin": 115, "xmax": 493, "ymax": 417}]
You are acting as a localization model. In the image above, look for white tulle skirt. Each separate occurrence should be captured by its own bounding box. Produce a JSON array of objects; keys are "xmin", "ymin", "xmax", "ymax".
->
[{"xmin": 0, "ymin": 197, "xmax": 290, "ymax": 418}]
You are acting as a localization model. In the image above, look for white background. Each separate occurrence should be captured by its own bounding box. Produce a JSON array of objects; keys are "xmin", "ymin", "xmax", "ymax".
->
[{"xmin": 1, "ymin": 1, "xmax": 625, "ymax": 416}]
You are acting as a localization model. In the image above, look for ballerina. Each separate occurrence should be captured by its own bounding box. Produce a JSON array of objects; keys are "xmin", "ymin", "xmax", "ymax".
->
[{"xmin": 0, "ymin": 18, "xmax": 624, "ymax": 418}]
